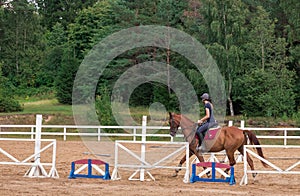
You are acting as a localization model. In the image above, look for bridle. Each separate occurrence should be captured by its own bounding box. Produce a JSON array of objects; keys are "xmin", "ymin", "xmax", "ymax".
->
[
  {"xmin": 169, "ymin": 114, "xmax": 198, "ymax": 145},
  {"xmin": 169, "ymin": 116, "xmax": 179, "ymax": 137}
]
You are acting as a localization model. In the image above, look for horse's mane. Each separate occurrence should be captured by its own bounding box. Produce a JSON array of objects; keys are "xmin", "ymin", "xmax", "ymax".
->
[
  {"xmin": 181, "ymin": 114, "xmax": 194, "ymax": 123},
  {"xmin": 174, "ymin": 113, "xmax": 194, "ymax": 125}
]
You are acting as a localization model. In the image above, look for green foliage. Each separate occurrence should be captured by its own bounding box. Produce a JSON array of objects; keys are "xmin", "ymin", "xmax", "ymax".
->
[
  {"xmin": 36, "ymin": 0, "xmax": 98, "ymax": 29},
  {"xmin": 95, "ymin": 88, "xmax": 116, "ymax": 126},
  {"xmin": 129, "ymin": 83, "xmax": 153, "ymax": 107},
  {"xmin": 68, "ymin": 0, "xmax": 117, "ymax": 60},
  {"xmin": 0, "ymin": 0, "xmax": 299, "ymax": 118},
  {"xmin": 235, "ymin": 68, "xmax": 295, "ymax": 117},
  {"xmin": 0, "ymin": 0, "xmax": 45, "ymax": 88},
  {"xmin": 37, "ymin": 46, "xmax": 63, "ymax": 87},
  {"xmin": 198, "ymin": 0, "xmax": 249, "ymax": 116},
  {"xmin": 0, "ymin": 96, "xmax": 23, "ymax": 112},
  {"xmin": 0, "ymin": 63, "xmax": 23, "ymax": 112},
  {"xmin": 233, "ymin": 5, "xmax": 296, "ymax": 117},
  {"xmin": 292, "ymin": 112, "xmax": 300, "ymax": 128},
  {"xmin": 55, "ymin": 48, "xmax": 79, "ymax": 105}
]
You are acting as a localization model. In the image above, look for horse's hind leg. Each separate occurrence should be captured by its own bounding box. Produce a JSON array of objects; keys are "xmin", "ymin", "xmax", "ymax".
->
[
  {"xmin": 172, "ymin": 150, "xmax": 193, "ymax": 177},
  {"xmin": 238, "ymin": 146, "xmax": 257, "ymax": 179}
]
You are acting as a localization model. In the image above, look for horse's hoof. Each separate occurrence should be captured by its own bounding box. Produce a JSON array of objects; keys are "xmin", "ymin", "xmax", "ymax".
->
[
  {"xmin": 172, "ymin": 173, "xmax": 178, "ymax": 177},
  {"xmin": 206, "ymin": 171, "xmax": 211, "ymax": 178}
]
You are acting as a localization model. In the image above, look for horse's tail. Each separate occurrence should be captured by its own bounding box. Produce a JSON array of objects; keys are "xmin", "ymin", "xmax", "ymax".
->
[{"xmin": 243, "ymin": 130, "xmax": 268, "ymax": 168}]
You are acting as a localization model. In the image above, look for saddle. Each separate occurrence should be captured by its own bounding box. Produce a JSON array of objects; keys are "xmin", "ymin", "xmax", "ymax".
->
[{"xmin": 196, "ymin": 126, "xmax": 220, "ymax": 144}]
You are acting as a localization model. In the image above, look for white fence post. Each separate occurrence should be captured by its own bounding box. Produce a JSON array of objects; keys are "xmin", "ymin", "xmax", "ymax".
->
[
  {"xmin": 284, "ymin": 130, "xmax": 287, "ymax": 146},
  {"xmin": 133, "ymin": 128, "xmax": 137, "ymax": 141},
  {"xmin": 63, "ymin": 127, "xmax": 67, "ymax": 141},
  {"xmin": 35, "ymin": 115, "xmax": 42, "ymax": 163},
  {"xmin": 25, "ymin": 114, "xmax": 48, "ymax": 177},
  {"xmin": 98, "ymin": 128, "xmax": 101, "ymax": 141},
  {"xmin": 240, "ymin": 120, "xmax": 245, "ymax": 129},
  {"xmin": 31, "ymin": 126, "xmax": 34, "ymax": 139}
]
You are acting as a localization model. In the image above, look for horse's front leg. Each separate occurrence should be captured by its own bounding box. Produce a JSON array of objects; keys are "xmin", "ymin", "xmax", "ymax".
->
[
  {"xmin": 172, "ymin": 150, "xmax": 193, "ymax": 177},
  {"xmin": 195, "ymin": 150, "xmax": 211, "ymax": 178}
]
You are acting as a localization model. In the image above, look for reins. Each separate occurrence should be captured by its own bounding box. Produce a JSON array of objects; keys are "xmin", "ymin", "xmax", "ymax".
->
[
  {"xmin": 181, "ymin": 123, "xmax": 197, "ymax": 142},
  {"xmin": 170, "ymin": 114, "xmax": 198, "ymax": 148}
]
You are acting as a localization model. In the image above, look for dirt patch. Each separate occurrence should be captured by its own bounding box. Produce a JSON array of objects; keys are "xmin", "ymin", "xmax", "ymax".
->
[{"xmin": 0, "ymin": 141, "xmax": 299, "ymax": 196}]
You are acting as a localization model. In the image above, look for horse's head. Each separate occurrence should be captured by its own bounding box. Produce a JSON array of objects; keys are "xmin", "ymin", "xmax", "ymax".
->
[{"xmin": 168, "ymin": 112, "xmax": 181, "ymax": 137}]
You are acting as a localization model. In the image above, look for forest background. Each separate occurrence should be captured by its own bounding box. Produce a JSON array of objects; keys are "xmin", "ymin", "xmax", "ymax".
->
[{"xmin": 0, "ymin": 0, "xmax": 299, "ymax": 127}]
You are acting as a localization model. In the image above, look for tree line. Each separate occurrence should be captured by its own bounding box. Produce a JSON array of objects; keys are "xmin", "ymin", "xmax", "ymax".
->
[{"xmin": 0, "ymin": 0, "xmax": 299, "ymax": 121}]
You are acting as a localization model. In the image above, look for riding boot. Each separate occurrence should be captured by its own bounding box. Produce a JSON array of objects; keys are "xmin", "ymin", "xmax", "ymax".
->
[{"xmin": 196, "ymin": 132, "xmax": 204, "ymax": 151}]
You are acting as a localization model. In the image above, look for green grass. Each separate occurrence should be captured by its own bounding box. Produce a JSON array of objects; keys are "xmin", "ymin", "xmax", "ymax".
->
[
  {"xmin": 23, "ymin": 99, "xmax": 72, "ymax": 115},
  {"xmin": 13, "ymin": 99, "xmax": 73, "ymax": 116}
]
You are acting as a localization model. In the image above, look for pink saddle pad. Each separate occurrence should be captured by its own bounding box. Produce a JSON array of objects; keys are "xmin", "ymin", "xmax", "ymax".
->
[{"xmin": 204, "ymin": 127, "xmax": 220, "ymax": 140}]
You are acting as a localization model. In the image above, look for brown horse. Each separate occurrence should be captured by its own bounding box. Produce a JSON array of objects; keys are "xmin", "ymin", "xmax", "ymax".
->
[{"xmin": 168, "ymin": 112, "xmax": 267, "ymax": 179}]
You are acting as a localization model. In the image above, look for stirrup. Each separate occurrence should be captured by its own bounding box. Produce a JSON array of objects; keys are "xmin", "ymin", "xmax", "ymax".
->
[
  {"xmin": 196, "ymin": 145, "xmax": 202, "ymax": 152},
  {"xmin": 196, "ymin": 144, "xmax": 206, "ymax": 152}
]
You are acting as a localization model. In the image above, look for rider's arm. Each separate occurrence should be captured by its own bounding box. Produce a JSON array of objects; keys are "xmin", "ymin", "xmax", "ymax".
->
[{"xmin": 198, "ymin": 107, "xmax": 210, "ymax": 124}]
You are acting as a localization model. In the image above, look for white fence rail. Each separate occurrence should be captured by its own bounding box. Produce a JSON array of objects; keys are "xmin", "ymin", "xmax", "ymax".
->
[
  {"xmin": 240, "ymin": 145, "xmax": 300, "ymax": 185},
  {"xmin": 0, "ymin": 115, "xmax": 58, "ymax": 178},
  {"xmin": 0, "ymin": 124, "xmax": 174, "ymax": 141},
  {"xmin": 0, "ymin": 123, "xmax": 300, "ymax": 145}
]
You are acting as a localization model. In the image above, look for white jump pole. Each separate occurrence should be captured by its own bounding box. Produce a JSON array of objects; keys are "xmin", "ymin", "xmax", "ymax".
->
[
  {"xmin": 35, "ymin": 114, "xmax": 42, "ymax": 164},
  {"xmin": 127, "ymin": 116, "xmax": 155, "ymax": 181},
  {"xmin": 140, "ymin": 115, "xmax": 147, "ymax": 181},
  {"xmin": 25, "ymin": 114, "xmax": 48, "ymax": 177}
]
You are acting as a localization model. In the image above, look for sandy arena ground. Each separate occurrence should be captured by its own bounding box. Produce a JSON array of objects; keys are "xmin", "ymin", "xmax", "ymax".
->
[{"xmin": 0, "ymin": 140, "xmax": 299, "ymax": 196}]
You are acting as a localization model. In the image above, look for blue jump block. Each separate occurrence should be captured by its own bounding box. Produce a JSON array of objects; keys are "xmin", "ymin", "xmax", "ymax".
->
[
  {"xmin": 190, "ymin": 162, "xmax": 235, "ymax": 185},
  {"xmin": 68, "ymin": 159, "xmax": 110, "ymax": 180}
]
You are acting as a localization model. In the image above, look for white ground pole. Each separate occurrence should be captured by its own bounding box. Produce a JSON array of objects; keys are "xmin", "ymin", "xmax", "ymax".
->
[{"xmin": 24, "ymin": 114, "xmax": 58, "ymax": 178}]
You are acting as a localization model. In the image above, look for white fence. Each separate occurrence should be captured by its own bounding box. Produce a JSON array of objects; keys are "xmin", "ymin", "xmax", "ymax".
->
[
  {"xmin": 0, "ymin": 122, "xmax": 299, "ymax": 145},
  {"xmin": 0, "ymin": 138, "xmax": 58, "ymax": 178},
  {"xmin": 111, "ymin": 140, "xmax": 190, "ymax": 182},
  {"xmin": 240, "ymin": 145, "xmax": 300, "ymax": 185},
  {"xmin": 0, "ymin": 115, "xmax": 58, "ymax": 178},
  {"xmin": 111, "ymin": 116, "xmax": 190, "ymax": 183}
]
